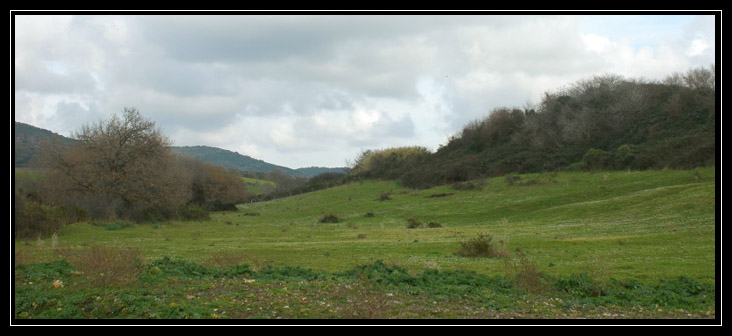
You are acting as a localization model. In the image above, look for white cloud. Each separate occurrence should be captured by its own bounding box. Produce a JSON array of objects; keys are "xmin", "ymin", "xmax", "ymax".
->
[{"xmin": 582, "ymin": 33, "xmax": 612, "ymax": 53}]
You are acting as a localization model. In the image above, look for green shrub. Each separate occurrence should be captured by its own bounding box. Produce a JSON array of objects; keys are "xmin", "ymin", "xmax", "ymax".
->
[
  {"xmin": 455, "ymin": 232, "xmax": 508, "ymax": 258},
  {"xmin": 406, "ymin": 218, "xmax": 423, "ymax": 229},
  {"xmin": 319, "ymin": 214, "xmax": 341, "ymax": 223},
  {"xmin": 179, "ymin": 204, "xmax": 210, "ymax": 221},
  {"xmin": 14, "ymin": 196, "xmax": 68, "ymax": 238},
  {"xmin": 554, "ymin": 273, "xmax": 605, "ymax": 297},
  {"xmin": 582, "ymin": 148, "xmax": 611, "ymax": 171}
]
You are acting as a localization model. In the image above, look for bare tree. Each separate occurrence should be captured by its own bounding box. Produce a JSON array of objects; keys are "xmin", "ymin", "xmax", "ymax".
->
[{"xmin": 43, "ymin": 108, "xmax": 190, "ymax": 219}]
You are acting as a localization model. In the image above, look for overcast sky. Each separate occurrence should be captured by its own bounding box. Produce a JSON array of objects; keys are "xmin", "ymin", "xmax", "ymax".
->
[{"xmin": 13, "ymin": 13, "xmax": 717, "ymax": 169}]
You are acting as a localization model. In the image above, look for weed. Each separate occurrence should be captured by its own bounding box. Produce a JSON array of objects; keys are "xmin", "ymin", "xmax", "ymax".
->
[
  {"xmin": 554, "ymin": 273, "xmax": 605, "ymax": 298},
  {"xmin": 427, "ymin": 222, "xmax": 443, "ymax": 228},
  {"xmin": 59, "ymin": 245, "xmax": 142, "ymax": 287},
  {"xmin": 504, "ymin": 249, "xmax": 546, "ymax": 293},
  {"xmin": 406, "ymin": 218, "xmax": 423, "ymax": 229},
  {"xmin": 334, "ymin": 275, "xmax": 392, "ymax": 318}
]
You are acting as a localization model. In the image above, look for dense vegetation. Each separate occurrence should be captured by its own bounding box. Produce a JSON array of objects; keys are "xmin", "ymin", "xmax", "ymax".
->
[
  {"xmin": 351, "ymin": 66, "xmax": 716, "ymax": 189},
  {"xmin": 14, "ymin": 109, "xmax": 248, "ymax": 237}
]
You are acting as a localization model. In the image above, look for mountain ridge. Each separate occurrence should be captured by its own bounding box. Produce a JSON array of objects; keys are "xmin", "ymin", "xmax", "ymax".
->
[{"xmin": 13, "ymin": 121, "xmax": 345, "ymax": 178}]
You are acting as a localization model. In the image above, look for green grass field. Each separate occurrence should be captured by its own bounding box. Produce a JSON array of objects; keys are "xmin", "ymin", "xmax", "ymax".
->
[{"xmin": 13, "ymin": 168, "xmax": 717, "ymax": 320}]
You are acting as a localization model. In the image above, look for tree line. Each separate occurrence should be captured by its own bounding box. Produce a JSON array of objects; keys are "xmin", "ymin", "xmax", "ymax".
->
[{"xmin": 351, "ymin": 65, "xmax": 716, "ymax": 188}]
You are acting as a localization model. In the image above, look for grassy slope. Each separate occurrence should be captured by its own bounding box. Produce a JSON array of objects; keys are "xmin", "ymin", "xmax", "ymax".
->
[{"xmin": 23, "ymin": 167, "xmax": 716, "ymax": 284}]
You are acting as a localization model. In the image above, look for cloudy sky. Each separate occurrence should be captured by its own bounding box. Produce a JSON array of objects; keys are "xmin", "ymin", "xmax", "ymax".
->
[{"xmin": 13, "ymin": 13, "xmax": 717, "ymax": 169}]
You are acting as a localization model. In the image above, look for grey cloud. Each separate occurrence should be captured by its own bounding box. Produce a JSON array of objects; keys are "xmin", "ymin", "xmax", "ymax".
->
[{"xmin": 15, "ymin": 66, "xmax": 97, "ymax": 94}]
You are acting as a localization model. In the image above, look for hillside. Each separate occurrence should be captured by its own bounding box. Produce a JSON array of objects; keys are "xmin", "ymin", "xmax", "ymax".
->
[
  {"xmin": 351, "ymin": 71, "xmax": 717, "ymax": 189},
  {"xmin": 14, "ymin": 122, "xmax": 75, "ymax": 167},
  {"xmin": 13, "ymin": 122, "xmax": 345, "ymax": 178},
  {"xmin": 171, "ymin": 145, "xmax": 346, "ymax": 178}
]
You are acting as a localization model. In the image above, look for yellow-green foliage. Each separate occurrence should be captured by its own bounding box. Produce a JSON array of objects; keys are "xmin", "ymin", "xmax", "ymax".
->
[{"xmin": 351, "ymin": 146, "xmax": 431, "ymax": 178}]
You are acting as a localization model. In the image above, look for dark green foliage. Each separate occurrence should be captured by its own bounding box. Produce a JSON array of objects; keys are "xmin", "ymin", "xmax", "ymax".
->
[
  {"xmin": 582, "ymin": 148, "xmax": 611, "ymax": 171},
  {"xmin": 554, "ymin": 273, "xmax": 605, "ymax": 297},
  {"xmin": 319, "ymin": 214, "xmax": 341, "ymax": 223},
  {"xmin": 256, "ymin": 265, "xmax": 330, "ymax": 282},
  {"xmin": 15, "ymin": 259, "xmax": 74, "ymax": 283},
  {"xmin": 179, "ymin": 204, "xmax": 210, "ymax": 221}
]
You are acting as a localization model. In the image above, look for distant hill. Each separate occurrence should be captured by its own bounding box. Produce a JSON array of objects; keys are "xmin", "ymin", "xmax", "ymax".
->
[
  {"xmin": 13, "ymin": 122, "xmax": 345, "ymax": 177},
  {"xmin": 171, "ymin": 145, "xmax": 346, "ymax": 178},
  {"xmin": 14, "ymin": 122, "xmax": 75, "ymax": 167}
]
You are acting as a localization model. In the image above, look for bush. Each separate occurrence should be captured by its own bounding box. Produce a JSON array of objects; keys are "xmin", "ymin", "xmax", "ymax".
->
[
  {"xmin": 406, "ymin": 218, "xmax": 423, "ymax": 229},
  {"xmin": 582, "ymin": 148, "xmax": 611, "ymax": 170},
  {"xmin": 14, "ymin": 195, "xmax": 74, "ymax": 238},
  {"xmin": 179, "ymin": 205, "xmax": 210, "ymax": 221},
  {"xmin": 504, "ymin": 250, "xmax": 546, "ymax": 293},
  {"xmin": 554, "ymin": 273, "xmax": 605, "ymax": 297},
  {"xmin": 455, "ymin": 232, "xmax": 508, "ymax": 258},
  {"xmin": 319, "ymin": 214, "xmax": 341, "ymax": 223}
]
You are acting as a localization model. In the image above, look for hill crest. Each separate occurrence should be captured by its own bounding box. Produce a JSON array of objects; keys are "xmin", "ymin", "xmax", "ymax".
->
[{"xmin": 14, "ymin": 122, "xmax": 345, "ymax": 178}]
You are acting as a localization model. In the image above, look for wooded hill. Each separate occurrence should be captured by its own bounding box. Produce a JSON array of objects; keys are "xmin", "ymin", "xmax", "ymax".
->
[
  {"xmin": 171, "ymin": 146, "xmax": 346, "ymax": 178},
  {"xmin": 350, "ymin": 66, "xmax": 717, "ymax": 189}
]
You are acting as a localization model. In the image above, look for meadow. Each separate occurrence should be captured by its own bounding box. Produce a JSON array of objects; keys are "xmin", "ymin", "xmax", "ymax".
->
[{"xmin": 13, "ymin": 167, "xmax": 717, "ymax": 320}]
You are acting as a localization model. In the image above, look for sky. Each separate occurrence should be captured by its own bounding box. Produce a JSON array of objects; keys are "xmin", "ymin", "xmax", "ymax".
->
[{"xmin": 13, "ymin": 12, "xmax": 717, "ymax": 169}]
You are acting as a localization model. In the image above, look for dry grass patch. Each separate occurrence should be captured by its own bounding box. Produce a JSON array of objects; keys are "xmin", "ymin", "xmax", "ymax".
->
[{"xmin": 59, "ymin": 244, "xmax": 142, "ymax": 287}]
